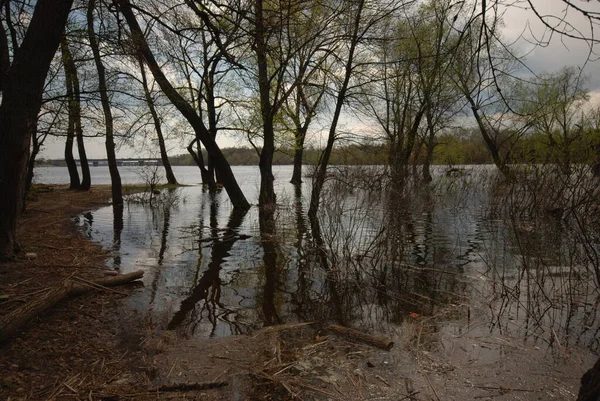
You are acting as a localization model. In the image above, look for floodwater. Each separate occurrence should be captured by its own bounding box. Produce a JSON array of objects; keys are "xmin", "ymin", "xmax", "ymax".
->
[{"xmin": 46, "ymin": 164, "xmax": 600, "ymax": 394}]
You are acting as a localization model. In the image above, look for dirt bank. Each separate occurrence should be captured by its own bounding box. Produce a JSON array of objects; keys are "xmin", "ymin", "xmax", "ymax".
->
[{"xmin": 0, "ymin": 186, "xmax": 152, "ymax": 400}]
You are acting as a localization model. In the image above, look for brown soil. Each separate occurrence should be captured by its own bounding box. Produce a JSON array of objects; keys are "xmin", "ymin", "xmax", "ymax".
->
[
  {"xmin": 0, "ymin": 185, "xmax": 153, "ymax": 400},
  {"xmin": 0, "ymin": 186, "xmax": 593, "ymax": 400}
]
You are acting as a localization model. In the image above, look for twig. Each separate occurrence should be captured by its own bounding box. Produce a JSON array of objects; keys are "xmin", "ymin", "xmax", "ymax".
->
[
  {"xmin": 473, "ymin": 385, "xmax": 538, "ymax": 392},
  {"xmin": 296, "ymin": 382, "xmax": 338, "ymax": 398},
  {"xmin": 272, "ymin": 362, "xmax": 298, "ymax": 376},
  {"xmin": 63, "ymin": 382, "xmax": 79, "ymax": 394},
  {"xmin": 425, "ymin": 374, "xmax": 441, "ymax": 401},
  {"xmin": 398, "ymin": 391, "xmax": 420, "ymax": 401},
  {"xmin": 37, "ymin": 244, "xmax": 68, "ymax": 250},
  {"xmin": 158, "ymin": 381, "xmax": 228, "ymax": 392},
  {"xmin": 10, "ymin": 278, "xmax": 34, "ymax": 288}
]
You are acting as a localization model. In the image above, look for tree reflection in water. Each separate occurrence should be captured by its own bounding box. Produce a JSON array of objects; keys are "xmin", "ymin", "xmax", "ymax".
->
[
  {"xmin": 80, "ymin": 165, "xmax": 600, "ymax": 357},
  {"xmin": 168, "ymin": 200, "xmax": 248, "ymax": 336}
]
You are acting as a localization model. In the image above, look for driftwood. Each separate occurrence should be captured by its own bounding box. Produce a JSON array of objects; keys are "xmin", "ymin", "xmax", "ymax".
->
[
  {"xmin": 0, "ymin": 270, "xmax": 144, "ymax": 343},
  {"xmin": 327, "ymin": 324, "xmax": 394, "ymax": 350}
]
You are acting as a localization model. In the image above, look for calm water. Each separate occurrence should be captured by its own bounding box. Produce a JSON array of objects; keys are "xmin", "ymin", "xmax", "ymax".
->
[{"xmin": 41, "ymin": 165, "xmax": 600, "ymax": 359}]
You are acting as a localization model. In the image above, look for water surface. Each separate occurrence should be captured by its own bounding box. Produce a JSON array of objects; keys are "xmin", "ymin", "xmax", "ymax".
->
[{"xmin": 59, "ymin": 165, "xmax": 600, "ymax": 364}]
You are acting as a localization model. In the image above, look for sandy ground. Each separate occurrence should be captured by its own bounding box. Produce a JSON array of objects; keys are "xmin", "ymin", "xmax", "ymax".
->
[{"xmin": 0, "ymin": 185, "xmax": 593, "ymax": 400}]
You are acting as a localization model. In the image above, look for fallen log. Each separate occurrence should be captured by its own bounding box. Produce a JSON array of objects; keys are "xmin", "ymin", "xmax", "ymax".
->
[
  {"xmin": 0, "ymin": 270, "xmax": 144, "ymax": 343},
  {"xmin": 327, "ymin": 324, "xmax": 394, "ymax": 350}
]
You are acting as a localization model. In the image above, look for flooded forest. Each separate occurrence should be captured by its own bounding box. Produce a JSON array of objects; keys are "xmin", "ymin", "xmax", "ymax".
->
[{"xmin": 1, "ymin": 0, "xmax": 600, "ymax": 400}]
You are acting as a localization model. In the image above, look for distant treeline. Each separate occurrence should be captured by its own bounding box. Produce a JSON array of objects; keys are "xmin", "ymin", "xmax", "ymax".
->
[
  {"xmin": 39, "ymin": 128, "xmax": 600, "ymax": 167},
  {"xmin": 39, "ymin": 144, "xmax": 387, "ymax": 167}
]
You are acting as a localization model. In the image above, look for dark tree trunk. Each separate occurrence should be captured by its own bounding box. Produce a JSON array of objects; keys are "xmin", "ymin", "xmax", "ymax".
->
[
  {"xmin": 187, "ymin": 138, "xmax": 215, "ymax": 189},
  {"xmin": 308, "ymin": 0, "xmax": 365, "ymax": 222},
  {"xmin": 64, "ymin": 120, "xmax": 80, "ymax": 189},
  {"xmin": 62, "ymin": 34, "xmax": 90, "ymax": 190},
  {"xmin": 138, "ymin": 57, "xmax": 178, "ymax": 186},
  {"xmin": 88, "ymin": 0, "xmax": 122, "ymax": 205},
  {"xmin": 290, "ymin": 146, "xmax": 305, "ymax": 185},
  {"xmin": 290, "ymin": 111, "xmax": 312, "ymax": 185},
  {"xmin": 0, "ymin": 1, "xmax": 10, "ymax": 92},
  {"xmin": 466, "ymin": 95, "xmax": 512, "ymax": 179},
  {"xmin": 25, "ymin": 135, "xmax": 41, "ymax": 200},
  {"xmin": 26, "ymin": 122, "xmax": 53, "ymax": 204},
  {"xmin": 71, "ymin": 49, "xmax": 91, "ymax": 191},
  {"xmin": 422, "ymin": 113, "xmax": 435, "ymax": 183},
  {"xmin": 289, "ymin": 81, "xmax": 322, "ymax": 186},
  {"xmin": 593, "ymin": 164, "xmax": 600, "ymax": 177},
  {"xmin": 204, "ymin": 61, "xmax": 221, "ymax": 186},
  {"xmin": 390, "ymin": 106, "xmax": 425, "ymax": 187},
  {"xmin": 578, "ymin": 357, "xmax": 600, "ymax": 401},
  {"xmin": 255, "ymin": 0, "xmax": 276, "ymax": 209},
  {"xmin": 593, "ymin": 150, "xmax": 600, "ymax": 177},
  {"xmin": 76, "ymin": 116, "xmax": 91, "ymax": 190},
  {"xmin": 60, "ymin": 36, "xmax": 81, "ymax": 190},
  {"xmin": 0, "ymin": 0, "xmax": 74, "ymax": 260},
  {"xmin": 117, "ymin": 0, "xmax": 248, "ymax": 209}
]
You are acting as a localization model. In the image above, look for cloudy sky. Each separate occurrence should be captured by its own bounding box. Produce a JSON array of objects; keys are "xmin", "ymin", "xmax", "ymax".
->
[{"xmin": 39, "ymin": 0, "xmax": 600, "ymax": 160}]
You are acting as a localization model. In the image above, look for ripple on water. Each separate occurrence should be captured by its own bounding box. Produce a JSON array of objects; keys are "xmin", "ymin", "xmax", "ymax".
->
[{"xmin": 74, "ymin": 166, "xmax": 600, "ymax": 366}]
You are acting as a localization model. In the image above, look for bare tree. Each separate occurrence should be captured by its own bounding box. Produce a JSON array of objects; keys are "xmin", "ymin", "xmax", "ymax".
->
[
  {"xmin": 138, "ymin": 57, "xmax": 179, "ymax": 185},
  {"xmin": 115, "ymin": 0, "xmax": 249, "ymax": 209},
  {"xmin": 250, "ymin": 0, "xmax": 338, "ymax": 209},
  {"xmin": 308, "ymin": 0, "xmax": 404, "ymax": 219},
  {"xmin": 0, "ymin": 0, "xmax": 74, "ymax": 260},
  {"xmin": 61, "ymin": 35, "xmax": 82, "ymax": 190},
  {"xmin": 88, "ymin": 0, "xmax": 122, "ymax": 205}
]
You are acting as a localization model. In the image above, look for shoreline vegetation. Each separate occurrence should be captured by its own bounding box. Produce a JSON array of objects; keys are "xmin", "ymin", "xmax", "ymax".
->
[{"xmin": 36, "ymin": 126, "xmax": 600, "ymax": 168}]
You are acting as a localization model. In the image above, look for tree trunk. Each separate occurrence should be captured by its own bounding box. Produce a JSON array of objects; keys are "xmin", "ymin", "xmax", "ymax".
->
[
  {"xmin": 255, "ymin": 0, "xmax": 276, "ymax": 209},
  {"xmin": 422, "ymin": 113, "xmax": 435, "ymax": 183},
  {"xmin": 64, "ymin": 129, "xmax": 80, "ymax": 189},
  {"xmin": 72, "ymin": 47, "xmax": 91, "ymax": 191},
  {"xmin": 0, "ymin": 0, "xmax": 74, "ymax": 260},
  {"xmin": 88, "ymin": 0, "xmax": 122, "ymax": 205},
  {"xmin": 578, "ymin": 356, "xmax": 600, "ymax": 401},
  {"xmin": 592, "ymin": 145, "xmax": 600, "ymax": 177},
  {"xmin": 187, "ymin": 137, "xmax": 215, "ymax": 188},
  {"xmin": 290, "ymin": 121, "xmax": 310, "ymax": 185},
  {"xmin": 61, "ymin": 34, "xmax": 90, "ymax": 190},
  {"xmin": 466, "ymin": 95, "xmax": 512, "ymax": 179},
  {"xmin": 290, "ymin": 146, "xmax": 304, "ymax": 185},
  {"xmin": 308, "ymin": 0, "xmax": 365, "ymax": 222},
  {"xmin": 204, "ymin": 61, "xmax": 221, "ymax": 186},
  {"xmin": 60, "ymin": 35, "xmax": 81, "ymax": 190},
  {"xmin": 25, "ymin": 134, "xmax": 41, "ymax": 200},
  {"xmin": 117, "ymin": 0, "xmax": 248, "ymax": 209},
  {"xmin": 26, "ymin": 125, "xmax": 53, "ymax": 205},
  {"xmin": 138, "ymin": 57, "xmax": 178, "ymax": 186},
  {"xmin": 289, "ymin": 83, "xmax": 320, "ymax": 185}
]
